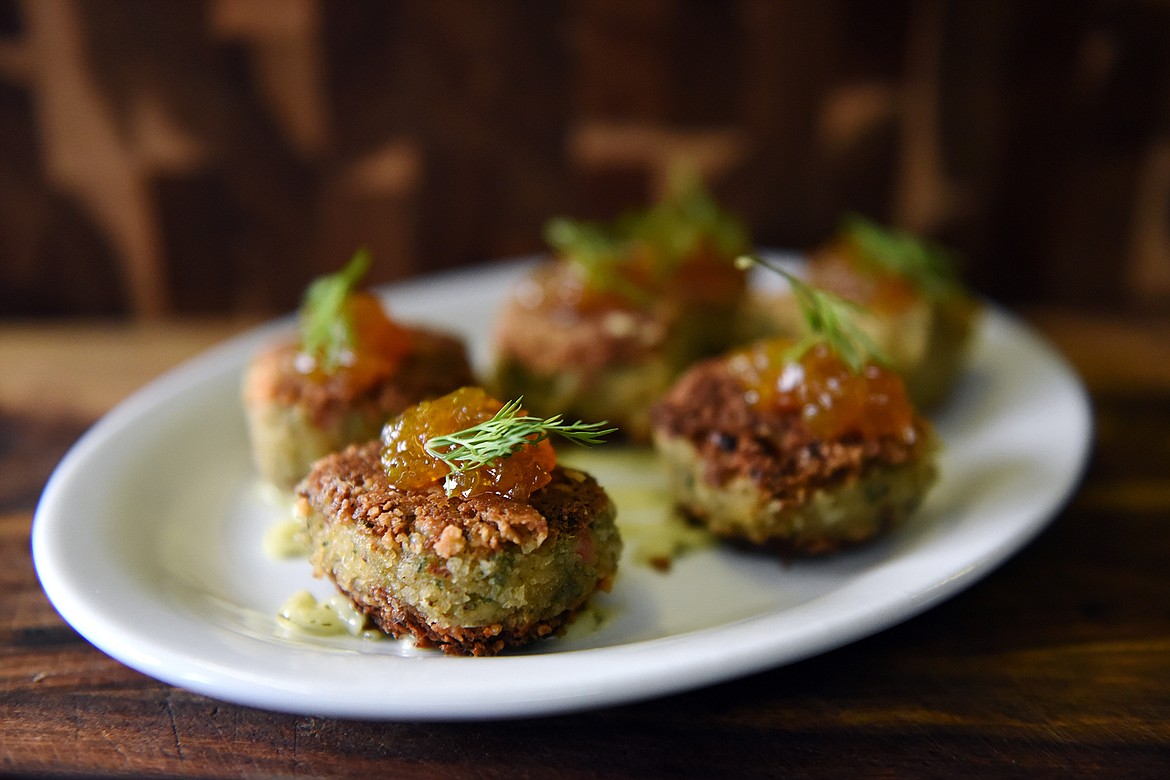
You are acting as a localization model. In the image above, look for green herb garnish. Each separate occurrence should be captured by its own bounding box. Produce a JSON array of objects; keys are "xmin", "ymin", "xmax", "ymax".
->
[
  {"xmin": 543, "ymin": 217, "xmax": 651, "ymax": 303},
  {"xmin": 424, "ymin": 397, "xmax": 615, "ymax": 475},
  {"xmin": 627, "ymin": 169, "xmax": 749, "ymax": 263},
  {"xmin": 736, "ymin": 254, "xmax": 887, "ymax": 373},
  {"xmin": 543, "ymin": 172, "xmax": 748, "ymax": 304},
  {"xmin": 840, "ymin": 214, "xmax": 958, "ymax": 298},
  {"xmin": 544, "ymin": 217, "xmax": 624, "ymax": 267},
  {"xmin": 299, "ymin": 248, "xmax": 371, "ymax": 373}
]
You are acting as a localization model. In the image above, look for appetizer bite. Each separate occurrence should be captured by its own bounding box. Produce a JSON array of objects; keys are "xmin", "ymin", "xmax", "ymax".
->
[
  {"xmin": 493, "ymin": 174, "xmax": 750, "ymax": 440},
  {"xmin": 742, "ymin": 215, "xmax": 978, "ymax": 408},
  {"xmin": 808, "ymin": 216, "xmax": 978, "ymax": 408},
  {"xmin": 296, "ymin": 387, "xmax": 621, "ymax": 656},
  {"xmin": 244, "ymin": 250, "xmax": 474, "ymax": 488},
  {"xmin": 651, "ymin": 256, "xmax": 938, "ymax": 554}
]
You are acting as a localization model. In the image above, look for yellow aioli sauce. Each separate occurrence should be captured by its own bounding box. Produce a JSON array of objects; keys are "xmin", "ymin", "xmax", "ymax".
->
[
  {"xmin": 559, "ymin": 446, "xmax": 714, "ymax": 572},
  {"xmin": 559, "ymin": 600, "xmax": 612, "ymax": 642},
  {"xmin": 619, "ymin": 505, "xmax": 715, "ymax": 571},
  {"xmin": 263, "ymin": 518, "xmax": 311, "ymax": 559},
  {"xmin": 277, "ymin": 590, "xmax": 383, "ymax": 639},
  {"xmin": 255, "ymin": 482, "xmax": 311, "ymax": 559},
  {"xmin": 256, "ymin": 484, "xmax": 382, "ymax": 639}
]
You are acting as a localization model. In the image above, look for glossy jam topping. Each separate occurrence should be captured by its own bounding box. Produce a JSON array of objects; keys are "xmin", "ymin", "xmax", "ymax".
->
[
  {"xmin": 728, "ymin": 340, "xmax": 916, "ymax": 441},
  {"xmin": 544, "ymin": 257, "xmax": 655, "ymax": 315},
  {"xmin": 380, "ymin": 387, "xmax": 557, "ymax": 501},
  {"xmin": 810, "ymin": 240, "xmax": 919, "ymax": 314},
  {"xmin": 299, "ymin": 292, "xmax": 414, "ymax": 391},
  {"xmin": 537, "ymin": 239, "xmax": 743, "ymax": 316},
  {"xmin": 665, "ymin": 242, "xmax": 745, "ymax": 306}
]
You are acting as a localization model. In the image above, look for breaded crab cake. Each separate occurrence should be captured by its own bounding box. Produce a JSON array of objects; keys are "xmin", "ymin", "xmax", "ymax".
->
[
  {"xmin": 651, "ymin": 341, "xmax": 937, "ymax": 553},
  {"xmin": 296, "ymin": 387, "xmax": 621, "ymax": 656},
  {"xmin": 244, "ymin": 251, "xmax": 473, "ymax": 488},
  {"xmin": 806, "ymin": 216, "xmax": 978, "ymax": 408},
  {"xmin": 494, "ymin": 175, "xmax": 749, "ymax": 441},
  {"xmin": 740, "ymin": 215, "xmax": 978, "ymax": 409},
  {"xmin": 652, "ymin": 261, "xmax": 938, "ymax": 554}
]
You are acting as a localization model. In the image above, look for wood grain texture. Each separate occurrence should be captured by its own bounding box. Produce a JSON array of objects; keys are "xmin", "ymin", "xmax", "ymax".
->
[
  {"xmin": 2, "ymin": 0, "xmax": 1169, "ymax": 319},
  {"xmin": 1, "ymin": 313, "xmax": 1169, "ymax": 777}
]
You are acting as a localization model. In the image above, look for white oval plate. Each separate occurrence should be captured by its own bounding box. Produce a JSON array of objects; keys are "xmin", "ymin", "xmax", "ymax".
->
[{"xmin": 32, "ymin": 258, "xmax": 1092, "ymax": 720}]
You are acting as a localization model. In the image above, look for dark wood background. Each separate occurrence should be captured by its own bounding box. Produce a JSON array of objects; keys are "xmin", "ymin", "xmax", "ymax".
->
[{"xmin": 1, "ymin": 0, "xmax": 1168, "ymax": 320}]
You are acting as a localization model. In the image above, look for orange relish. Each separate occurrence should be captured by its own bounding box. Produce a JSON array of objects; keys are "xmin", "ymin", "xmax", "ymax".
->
[
  {"xmin": 727, "ymin": 339, "xmax": 916, "ymax": 441},
  {"xmin": 380, "ymin": 387, "xmax": 557, "ymax": 501},
  {"xmin": 811, "ymin": 239, "xmax": 920, "ymax": 314},
  {"xmin": 666, "ymin": 243, "xmax": 746, "ymax": 306},
  {"xmin": 299, "ymin": 292, "xmax": 414, "ymax": 390},
  {"xmin": 546, "ymin": 240, "xmax": 743, "ymax": 315},
  {"xmin": 547, "ymin": 258, "xmax": 655, "ymax": 315}
]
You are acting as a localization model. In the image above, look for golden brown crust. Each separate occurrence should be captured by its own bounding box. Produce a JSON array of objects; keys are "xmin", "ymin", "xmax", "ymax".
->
[
  {"xmin": 338, "ymin": 581, "xmax": 582, "ymax": 657},
  {"xmin": 653, "ymin": 428, "xmax": 936, "ymax": 554},
  {"xmin": 650, "ymin": 357, "xmax": 931, "ymax": 500},
  {"xmin": 298, "ymin": 440, "xmax": 620, "ymax": 656},
  {"xmin": 299, "ymin": 441, "xmax": 610, "ymax": 559},
  {"xmin": 492, "ymin": 259, "xmax": 745, "ymax": 442},
  {"xmin": 245, "ymin": 329, "xmax": 474, "ymax": 430},
  {"xmin": 493, "ymin": 262, "xmax": 674, "ymax": 376}
]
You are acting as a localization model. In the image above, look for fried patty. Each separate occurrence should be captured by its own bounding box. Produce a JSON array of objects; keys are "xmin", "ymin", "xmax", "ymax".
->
[
  {"xmin": 493, "ymin": 261, "xmax": 738, "ymax": 441},
  {"xmin": 650, "ymin": 357, "xmax": 938, "ymax": 554},
  {"xmin": 244, "ymin": 329, "xmax": 473, "ymax": 488},
  {"xmin": 296, "ymin": 440, "xmax": 621, "ymax": 656},
  {"xmin": 808, "ymin": 249, "xmax": 978, "ymax": 409}
]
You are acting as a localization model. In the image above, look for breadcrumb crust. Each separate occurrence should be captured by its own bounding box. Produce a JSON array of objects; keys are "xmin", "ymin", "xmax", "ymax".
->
[
  {"xmin": 297, "ymin": 441, "xmax": 621, "ymax": 656},
  {"xmin": 651, "ymin": 356, "xmax": 937, "ymax": 553}
]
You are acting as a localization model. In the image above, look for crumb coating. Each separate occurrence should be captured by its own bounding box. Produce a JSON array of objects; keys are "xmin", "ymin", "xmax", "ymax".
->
[
  {"xmin": 807, "ymin": 243, "xmax": 978, "ymax": 409},
  {"xmin": 651, "ymin": 357, "xmax": 938, "ymax": 553},
  {"xmin": 297, "ymin": 441, "xmax": 621, "ymax": 656},
  {"xmin": 493, "ymin": 261, "xmax": 739, "ymax": 441},
  {"xmin": 244, "ymin": 329, "xmax": 473, "ymax": 488}
]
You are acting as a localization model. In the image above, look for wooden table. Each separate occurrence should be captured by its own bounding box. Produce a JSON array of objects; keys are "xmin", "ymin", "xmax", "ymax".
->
[{"xmin": 2, "ymin": 310, "xmax": 1169, "ymax": 777}]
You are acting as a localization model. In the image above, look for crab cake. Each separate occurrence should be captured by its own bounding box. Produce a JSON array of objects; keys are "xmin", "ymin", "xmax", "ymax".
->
[
  {"xmin": 805, "ymin": 218, "xmax": 977, "ymax": 408},
  {"xmin": 651, "ymin": 340, "xmax": 938, "ymax": 554},
  {"xmin": 245, "ymin": 326, "xmax": 472, "ymax": 489},
  {"xmin": 244, "ymin": 252, "xmax": 473, "ymax": 489},
  {"xmin": 493, "ymin": 261, "xmax": 713, "ymax": 442},
  {"xmin": 494, "ymin": 176, "xmax": 749, "ymax": 441},
  {"xmin": 741, "ymin": 216, "xmax": 978, "ymax": 409},
  {"xmin": 296, "ymin": 388, "xmax": 621, "ymax": 656}
]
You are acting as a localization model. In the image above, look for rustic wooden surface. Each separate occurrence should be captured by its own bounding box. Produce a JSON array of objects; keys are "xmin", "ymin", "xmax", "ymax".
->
[{"xmin": 2, "ymin": 308, "xmax": 1169, "ymax": 778}]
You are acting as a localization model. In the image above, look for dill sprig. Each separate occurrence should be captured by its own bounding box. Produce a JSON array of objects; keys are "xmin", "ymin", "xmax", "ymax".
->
[
  {"xmin": 544, "ymin": 217, "xmax": 624, "ymax": 268},
  {"xmin": 736, "ymin": 254, "xmax": 887, "ymax": 373},
  {"xmin": 840, "ymin": 214, "xmax": 958, "ymax": 298},
  {"xmin": 424, "ymin": 397, "xmax": 615, "ymax": 474},
  {"xmin": 299, "ymin": 248, "xmax": 371, "ymax": 373},
  {"xmin": 543, "ymin": 172, "xmax": 748, "ymax": 305},
  {"xmin": 628, "ymin": 169, "xmax": 750, "ymax": 262},
  {"xmin": 543, "ymin": 217, "xmax": 651, "ymax": 303}
]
